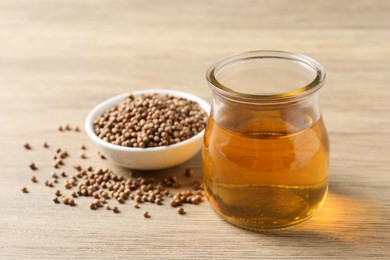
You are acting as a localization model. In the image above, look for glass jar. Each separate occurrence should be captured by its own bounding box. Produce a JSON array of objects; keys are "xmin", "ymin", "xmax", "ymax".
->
[{"xmin": 203, "ymin": 50, "xmax": 329, "ymax": 231}]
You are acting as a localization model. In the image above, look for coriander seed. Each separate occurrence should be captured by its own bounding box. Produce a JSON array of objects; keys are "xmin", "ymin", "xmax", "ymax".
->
[
  {"xmin": 29, "ymin": 162, "xmax": 37, "ymax": 170},
  {"xmin": 68, "ymin": 198, "xmax": 76, "ymax": 206},
  {"xmin": 31, "ymin": 176, "xmax": 38, "ymax": 183},
  {"xmin": 62, "ymin": 196, "xmax": 69, "ymax": 205},
  {"xmin": 98, "ymin": 152, "xmax": 106, "ymax": 160},
  {"xmin": 21, "ymin": 187, "xmax": 28, "ymax": 193},
  {"xmin": 143, "ymin": 211, "xmax": 150, "ymax": 218},
  {"xmin": 73, "ymin": 165, "xmax": 82, "ymax": 171},
  {"xmin": 64, "ymin": 182, "xmax": 72, "ymax": 189},
  {"xmin": 185, "ymin": 168, "xmax": 194, "ymax": 177}
]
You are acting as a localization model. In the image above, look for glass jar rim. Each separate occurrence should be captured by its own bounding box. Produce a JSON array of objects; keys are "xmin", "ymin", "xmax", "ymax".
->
[{"xmin": 206, "ymin": 50, "xmax": 326, "ymax": 103}]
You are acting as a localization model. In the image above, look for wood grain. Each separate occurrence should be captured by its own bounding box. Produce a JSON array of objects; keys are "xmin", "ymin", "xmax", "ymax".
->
[{"xmin": 0, "ymin": 0, "xmax": 389, "ymax": 259}]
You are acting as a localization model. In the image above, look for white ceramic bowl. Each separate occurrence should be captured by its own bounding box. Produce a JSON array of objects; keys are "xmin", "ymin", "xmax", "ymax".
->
[{"xmin": 85, "ymin": 89, "xmax": 211, "ymax": 170}]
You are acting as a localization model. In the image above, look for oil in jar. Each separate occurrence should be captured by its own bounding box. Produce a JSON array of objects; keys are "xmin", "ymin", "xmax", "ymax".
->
[{"xmin": 202, "ymin": 116, "xmax": 329, "ymax": 230}]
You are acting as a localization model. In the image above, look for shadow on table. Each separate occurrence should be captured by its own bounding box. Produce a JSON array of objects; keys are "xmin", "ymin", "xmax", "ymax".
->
[{"xmin": 257, "ymin": 180, "xmax": 388, "ymax": 256}]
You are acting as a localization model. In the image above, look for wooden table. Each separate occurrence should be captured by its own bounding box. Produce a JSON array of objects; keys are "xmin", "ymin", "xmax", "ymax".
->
[{"xmin": 1, "ymin": 0, "xmax": 389, "ymax": 258}]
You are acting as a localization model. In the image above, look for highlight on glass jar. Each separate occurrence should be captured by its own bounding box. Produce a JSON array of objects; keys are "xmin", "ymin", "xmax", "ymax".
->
[{"xmin": 203, "ymin": 50, "xmax": 329, "ymax": 231}]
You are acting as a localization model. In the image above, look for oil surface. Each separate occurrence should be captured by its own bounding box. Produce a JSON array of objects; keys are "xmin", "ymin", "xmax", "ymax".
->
[{"xmin": 202, "ymin": 116, "xmax": 329, "ymax": 230}]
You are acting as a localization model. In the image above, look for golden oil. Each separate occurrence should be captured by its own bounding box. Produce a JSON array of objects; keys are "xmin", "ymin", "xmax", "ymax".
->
[{"xmin": 203, "ymin": 116, "xmax": 329, "ymax": 230}]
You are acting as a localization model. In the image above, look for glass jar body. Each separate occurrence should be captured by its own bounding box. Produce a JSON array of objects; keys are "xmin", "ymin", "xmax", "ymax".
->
[{"xmin": 203, "ymin": 51, "xmax": 329, "ymax": 231}]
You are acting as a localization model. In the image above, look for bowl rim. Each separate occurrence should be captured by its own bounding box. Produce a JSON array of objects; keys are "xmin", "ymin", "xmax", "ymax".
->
[{"xmin": 85, "ymin": 89, "xmax": 211, "ymax": 153}]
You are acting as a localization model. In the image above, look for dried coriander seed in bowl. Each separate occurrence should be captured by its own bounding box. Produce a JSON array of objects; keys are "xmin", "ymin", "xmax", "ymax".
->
[
  {"xmin": 85, "ymin": 89, "xmax": 211, "ymax": 170},
  {"xmin": 93, "ymin": 93, "xmax": 207, "ymax": 148}
]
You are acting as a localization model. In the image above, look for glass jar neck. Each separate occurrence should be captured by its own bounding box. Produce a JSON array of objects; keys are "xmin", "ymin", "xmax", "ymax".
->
[
  {"xmin": 206, "ymin": 50, "xmax": 326, "ymax": 105},
  {"xmin": 210, "ymin": 91, "xmax": 321, "ymax": 136}
]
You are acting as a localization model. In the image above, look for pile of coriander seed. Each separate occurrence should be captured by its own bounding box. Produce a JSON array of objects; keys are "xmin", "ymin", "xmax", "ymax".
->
[
  {"xmin": 93, "ymin": 93, "xmax": 207, "ymax": 148},
  {"xmin": 22, "ymin": 135, "xmax": 204, "ymax": 218}
]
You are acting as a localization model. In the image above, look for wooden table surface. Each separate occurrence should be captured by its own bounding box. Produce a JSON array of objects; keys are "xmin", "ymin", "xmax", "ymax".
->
[{"xmin": 1, "ymin": 0, "xmax": 389, "ymax": 259}]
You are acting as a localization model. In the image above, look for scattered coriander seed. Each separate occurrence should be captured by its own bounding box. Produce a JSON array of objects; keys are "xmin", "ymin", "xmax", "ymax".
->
[
  {"xmin": 192, "ymin": 180, "xmax": 202, "ymax": 190},
  {"xmin": 65, "ymin": 124, "xmax": 72, "ymax": 131},
  {"xmin": 31, "ymin": 176, "xmax": 38, "ymax": 183},
  {"xmin": 68, "ymin": 198, "xmax": 76, "ymax": 206},
  {"xmin": 60, "ymin": 151, "xmax": 68, "ymax": 159},
  {"xmin": 81, "ymin": 144, "xmax": 86, "ymax": 150},
  {"xmin": 105, "ymin": 205, "xmax": 111, "ymax": 210},
  {"xmin": 20, "ymin": 137, "xmax": 205, "ymax": 218},
  {"xmin": 80, "ymin": 153, "xmax": 87, "ymax": 159},
  {"xmin": 185, "ymin": 168, "xmax": 194, "ymax": 177},
  {"xmin": 21, "ymin": 187, "xmax": 28, "ymax": 193},
  {"xmin": 58, "ymin": 126, "xmax": 63, "ymax": 131},
  {"xmin": 178, "ymin": 207, "xmax": 186, "ymax": 215},
  {"xmin": 64, "ymin": 182, "xmax": 72, "ymax": 189},
  {"xmin": 75, "ymin": 126, "xmax": 80, "ymax": 132},
  {"xmin": 43, "ymin": 142, "xmax": 49, "ymax": 148},
  {"xmin": 56, "ymin": 159, "xmax": 64, "ymax": 166},
  {"xmin": 98, "ymin": 152, "xmax": 106, "ymax": 160},
  {"xmin": 73, "ymin": 165, "xmax": 82, "ymax": 171},
  {"xmin": 62, "ymin": 196, "xmax": 70, "ymax": 205},
  {"xmin": 143, "ymin": 211, "xmax": 150, "ymax": 218},
  {"xmin": 135, "ymin": 195, "xmax": 142, "ymax": 203},
  {"xmin": 29, "ymin": 162, "xmax": 37, "ymax": 170},
  {"xmin": 170, "ymin": 199, "xmax": 181, "ymax": 207},
  {"xmin": 24, "ymin": 143, "xmax": 32, "ymax": 150},
  {"xmin": 92, "ymin": 199, "xmax": 102, "ymax": 208},
  {"xmin": 70, "ymin": 179, "xmax": 77, "ymax": 187}
]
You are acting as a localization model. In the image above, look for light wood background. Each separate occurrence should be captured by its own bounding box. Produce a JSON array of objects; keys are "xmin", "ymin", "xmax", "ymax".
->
[{"xmin": 1, "ymin": 0, "xmax": 389, "ymax": 259}]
